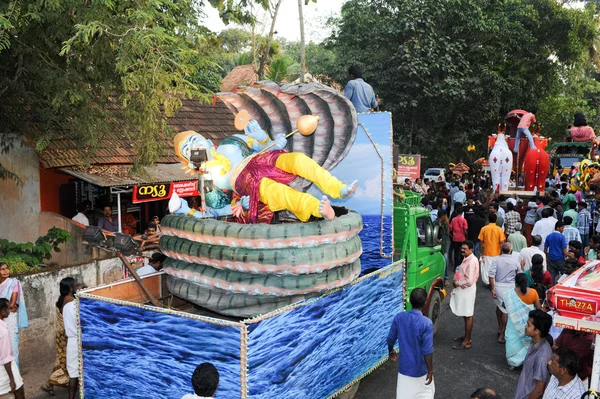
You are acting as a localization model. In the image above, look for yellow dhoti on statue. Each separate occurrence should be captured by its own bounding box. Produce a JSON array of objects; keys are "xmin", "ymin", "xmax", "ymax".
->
[{"xmin": 259, "ymin": 153, "xmax": 345, "ymax": 222}]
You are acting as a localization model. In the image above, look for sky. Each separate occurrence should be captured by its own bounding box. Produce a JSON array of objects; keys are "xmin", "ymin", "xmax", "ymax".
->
[{"xmin": 202, "ymin": 0, "xmax": 347, "ymax": 43}]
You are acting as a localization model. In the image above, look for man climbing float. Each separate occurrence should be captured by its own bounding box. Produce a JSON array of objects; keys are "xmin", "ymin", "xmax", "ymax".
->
[{"xmin": 169, "ymin": 115, "xmax": 357, "ymax": 223}]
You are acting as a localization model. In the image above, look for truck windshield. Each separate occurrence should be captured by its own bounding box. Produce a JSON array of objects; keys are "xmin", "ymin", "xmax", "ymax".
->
[{"xmin": 416, "ymin": 216, "xmax": 436, "ymax": 247}]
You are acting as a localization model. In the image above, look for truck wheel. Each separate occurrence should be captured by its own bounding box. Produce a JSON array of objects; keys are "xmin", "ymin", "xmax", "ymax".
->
[{"xmin": 427, "ymin": 290, "xmax": 442, "ymax": 335}]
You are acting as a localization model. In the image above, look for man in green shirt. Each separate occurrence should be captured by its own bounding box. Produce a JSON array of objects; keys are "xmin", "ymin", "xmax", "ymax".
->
[
  {"xmin": 507, "ymin": 222, "xmax": 527, "ymax": 253},
  {"xmin": 563, "ymin": 200, "xmax": 578, "ymax": 226}
]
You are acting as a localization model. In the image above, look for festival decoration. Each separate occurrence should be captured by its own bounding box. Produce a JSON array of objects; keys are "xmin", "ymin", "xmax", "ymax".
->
[
  {"xmin": 488, "ymin": 113, "xmax": 550, "ymax": 192},
  {"xmin": 77, "ymin": 262, "xmax": 403, "ymax": 398},
  {"xmin": 522, "ymin": 135, "xmax": 550, "ymax": 192},
  {"xmin": 450, "ymin": 161, "xmax": 470, "ymax": 177},
  {"xmin": 489, "ymin": 132, "xmax": 513, "ymax": 192},
  {"xmin": 170, "ymin": 117, "xmax": 357, "ymax": 223}
]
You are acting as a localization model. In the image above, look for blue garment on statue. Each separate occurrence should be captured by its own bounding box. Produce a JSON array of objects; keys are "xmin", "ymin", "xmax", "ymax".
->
[
  {"xmin": 344, "ymin": 78, "xmax": 377, "ymax": 113},
  {"xmin": 545, "ymin": 232, "xmax": 567, "ymax": 261},
  {"xmin": 387, "ymin": 309, "xmax": 434, "ymax": 377}
]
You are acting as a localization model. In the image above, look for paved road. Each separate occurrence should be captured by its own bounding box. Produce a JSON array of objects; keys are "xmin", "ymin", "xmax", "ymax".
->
[
  {"xmin": 30, "ymin": 276, "xmax": 520, "ymax": 399},
  {"xmin": 356, "ymin": 276, "xmax": 520, "ymax": 399}
]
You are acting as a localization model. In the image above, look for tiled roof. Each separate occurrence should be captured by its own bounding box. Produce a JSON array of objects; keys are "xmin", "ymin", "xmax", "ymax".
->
[
  {"xmin": 59, "ymin": 164, "xmax": 195, "ymax": 187},
  {"xmin": 38, "ymin": 99, "xmax": 237, "ymax": 169},
  {"xmin": 220, "ymin": 65, "xmax": 257, "ymax": 93}
]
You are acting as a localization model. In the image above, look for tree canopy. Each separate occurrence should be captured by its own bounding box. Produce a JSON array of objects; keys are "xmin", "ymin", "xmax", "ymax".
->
[
  {"xmin": 325, "ymin": 0, "xmax": 599, "ymax": 167},
  {"xmin": 0, "ymin": 0, "xmax": 264, "ymax": 179}
]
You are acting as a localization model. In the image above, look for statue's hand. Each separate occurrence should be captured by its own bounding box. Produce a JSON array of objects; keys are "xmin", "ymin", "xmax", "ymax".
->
[
  {"xmin": 270, "ymin": 133, "xmax": 287, "ymax": 151},
  {"xmin": 244, "ymin": 120, "xmax": 268, "ymax": 141},
  {"xmin": 169, "ymin": 192, "xmax": 185, "ymax": 214},
  {"xmin": 240, "ymin": 195, "xmax": 250, "ymax": 210}
]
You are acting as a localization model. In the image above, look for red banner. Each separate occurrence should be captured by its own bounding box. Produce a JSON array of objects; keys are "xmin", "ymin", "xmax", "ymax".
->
[
  {"xmin": 132, "ymin": 180, "xmax": 200, "ymax": 203},
  {"xmin": 397, "ymin": 154, "xmax": 421, "ymax": 180}
]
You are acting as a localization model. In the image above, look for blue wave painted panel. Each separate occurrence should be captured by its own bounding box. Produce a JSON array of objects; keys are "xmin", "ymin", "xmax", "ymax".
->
[
  {"xmin": 359, "ymin": 215, "xmax": 393, "ymax": 273},
  {"xmin": 246, "ymin": 264, "xmax": 403, "ymax": 399},
  {"xmin": 79, "ymin": 298, "xmax": 242, "ymax": 399}
]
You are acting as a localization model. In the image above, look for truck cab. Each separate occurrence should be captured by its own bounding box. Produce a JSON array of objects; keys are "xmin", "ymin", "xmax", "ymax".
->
[{"xmin": 393, "ymin": 190, "xmax": 446, "ymax": 332}]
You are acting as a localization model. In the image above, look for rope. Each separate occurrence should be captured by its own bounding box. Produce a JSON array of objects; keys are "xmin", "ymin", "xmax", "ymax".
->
[{"xmin": 358, "ymin": 122, "xmax": 393, "ymax": 259}]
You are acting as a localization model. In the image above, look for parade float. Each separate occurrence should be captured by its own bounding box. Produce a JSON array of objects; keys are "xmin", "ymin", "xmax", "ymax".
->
[
  {"xmin": 548, "ymin": 262, "xmax": 600, "ymax": 394},
  {"xmin": 75, "ymin": 82, "xmax": 445, "ymax": 399},
  {"xmin": 487, "ymin": 110, "xmax": 550, "ymax": 194}
]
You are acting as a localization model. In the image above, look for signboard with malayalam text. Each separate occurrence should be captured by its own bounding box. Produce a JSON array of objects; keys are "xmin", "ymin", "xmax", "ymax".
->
[
  {"xmin": 132, "ymin": 180, "xmax": 200, "ymax": 204},
  {"xmin": 397, "ymin": 154, "xmax": 421, "ymax": 180}
]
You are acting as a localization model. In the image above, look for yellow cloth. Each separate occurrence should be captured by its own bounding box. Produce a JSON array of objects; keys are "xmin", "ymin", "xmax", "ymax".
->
[
  {"xmin": 478, "ymin": 224, "xmax": 506, "ymax": 256},
  {"xmin": 257, "ymin": 153, "xmax": 346, "ymax": 222}
]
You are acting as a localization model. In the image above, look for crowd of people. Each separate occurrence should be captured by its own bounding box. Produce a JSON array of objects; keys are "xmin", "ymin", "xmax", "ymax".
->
[{"xmin": 388, "ymin": 172, "xmax": 599, "ymax": 399}]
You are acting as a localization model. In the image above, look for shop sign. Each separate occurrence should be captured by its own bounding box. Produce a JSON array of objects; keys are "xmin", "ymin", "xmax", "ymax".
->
[
  {"xmin": 397, "ymin": 154, "xmax": 421, "ymax": 179},
  {"xmin": 133, "ymin": 180, "xmax": 199, "ymax": 203},
  {"xmin": 556, "ymin": 296, "xmax": 597, "ymax": 315}
]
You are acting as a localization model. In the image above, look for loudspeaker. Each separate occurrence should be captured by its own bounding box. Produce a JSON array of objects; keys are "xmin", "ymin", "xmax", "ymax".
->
[
  {"xmin": 114, "ymin": 233, "xmax": 140, "ymax": 255},
  {"xmin": 84, "ymin": 226, "xmax": 105, "ymax": 244}
]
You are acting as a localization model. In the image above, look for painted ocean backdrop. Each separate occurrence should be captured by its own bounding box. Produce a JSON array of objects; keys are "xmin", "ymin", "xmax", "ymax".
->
[
  {"xmin": 246, "ymin": 264, "xmax": 403, "ymax": 399},
  {"xmin": 359, "ymin": 214, "xmax": 393, "ymax": 273},
  {"xmin": 79, "ymin": 298, "xmax": 243, "ymax": 399}
]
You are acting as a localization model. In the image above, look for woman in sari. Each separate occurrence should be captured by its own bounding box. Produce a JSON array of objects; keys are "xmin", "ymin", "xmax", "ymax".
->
[
  {"xmin": 40, "ymin": 277, "xmax": 74, "ymax": 396},
  {"xmin": 0, "ymin": 262, "xmax": 28, "ymax": 367},
  {"xmin": 504, "ymin": 273, "xmax": 541, "ymax": 369}
]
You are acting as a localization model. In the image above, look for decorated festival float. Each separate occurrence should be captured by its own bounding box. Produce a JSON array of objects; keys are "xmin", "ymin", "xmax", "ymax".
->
[
  {"xmin": 487, "ymin": 110, "xmax": 550, "ymax": 195},
  {"xmin": 548, "ymin": 263, "xmax": 600, "ymax": 394},
  {"xmin": 75, "ymin": 81, "xmax": 447, "ymax": 399}
]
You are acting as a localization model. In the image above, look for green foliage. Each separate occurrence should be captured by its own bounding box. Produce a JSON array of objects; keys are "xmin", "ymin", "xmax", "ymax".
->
[
  {"xmin": 325, "ymin": 0, "xmax": 599, "ymax": 168},
  {"xmin": 218, "ymin": 28, "xmax": 252, "ymax": 54},
  {"xmin": 0, "ymin": 0, "xmax": 264, "ymax": 174},
  {"xmin": 281, "ymin": 40, "xmax": 337, "ymax": 77},
  {"xmin": 0, "ymin": 227, "xmax": 71, "ymax": 268},
  {"xmin": 0, "ymin": 255, "xmax": 31, "ymax": 275},
  {"xmin": 265, "ymin": 55, "xmax": 294, "ymax": 82}
]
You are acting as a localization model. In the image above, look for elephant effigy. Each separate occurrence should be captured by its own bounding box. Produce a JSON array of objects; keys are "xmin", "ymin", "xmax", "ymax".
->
[
  {"xmin": 160, "ymin": 81, "xmax": 364, "ymax": 317},
  {"xmin": 488, "ymin": 111, "xmax": 550, "ymax": 192}
]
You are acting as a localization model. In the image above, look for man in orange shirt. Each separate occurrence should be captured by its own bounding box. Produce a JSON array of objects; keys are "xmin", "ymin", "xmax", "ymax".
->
[
  {"xmin": 513, "ymin": 111, "xmax": 537, "ymax": 153},
  {"xmin": 478, "ymin": 213, "xmax": 506, "ymax": 285}
]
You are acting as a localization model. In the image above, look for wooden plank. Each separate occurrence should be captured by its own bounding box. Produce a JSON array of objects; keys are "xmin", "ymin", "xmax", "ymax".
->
[{"xmin": 87, "ymin": 275, "xmax": 162, "ymax": 304}]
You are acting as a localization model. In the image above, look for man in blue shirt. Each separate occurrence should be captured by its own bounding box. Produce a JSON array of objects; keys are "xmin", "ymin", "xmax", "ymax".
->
[
  {"xmin": 544, "ymin": 221, "xmax": 567, "ymax": 284},
  {"xmin": 344, "ymin": 65, "xmax": 378, "ymax": 113},
  {"xmin": 97, "ymin": 205, "xmax": 119, "ymax": 233},
  {"xmin": 387, "ymin": 288, "xmax": 434, "ymax": 399}
]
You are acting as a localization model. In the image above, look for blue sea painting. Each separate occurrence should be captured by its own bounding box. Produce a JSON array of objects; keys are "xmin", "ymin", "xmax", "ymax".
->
[
  {"xmin": 246, "ymin": 264, "xmax": 403, "ymax": 399},
  {"xmin": 359, "ymin": 214, "xmax": 393, "ymax": 273},
  {"xmin": 79, "ymin": 298, "xmax": 242, "ymax": 399}
]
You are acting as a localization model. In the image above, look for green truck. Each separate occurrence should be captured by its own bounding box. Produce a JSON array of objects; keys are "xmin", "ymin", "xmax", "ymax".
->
[{"xmin": 393, "ymin": 190, "xmax": 447, "ymax": 333}]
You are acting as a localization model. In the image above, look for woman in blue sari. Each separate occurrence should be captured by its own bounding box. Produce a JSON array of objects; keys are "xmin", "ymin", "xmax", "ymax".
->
[
  {"xmin": 503, "ymin": 273, "xmax": 541, "ymax": 369},
  {"xmin": 0, "ymin": 262, "xmax": 28, "ymax": 367}
]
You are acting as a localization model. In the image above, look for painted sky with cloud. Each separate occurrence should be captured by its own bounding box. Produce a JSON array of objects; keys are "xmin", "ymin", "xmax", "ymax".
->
[{"xmin": 308, "ymin": 113, "xmax": 393, "ymax": 216}]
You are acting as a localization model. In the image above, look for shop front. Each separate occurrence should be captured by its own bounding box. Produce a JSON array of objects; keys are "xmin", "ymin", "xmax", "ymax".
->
[{"xmin": 55, "ymin": 164, "xmax": 204, "ymax": 235}]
